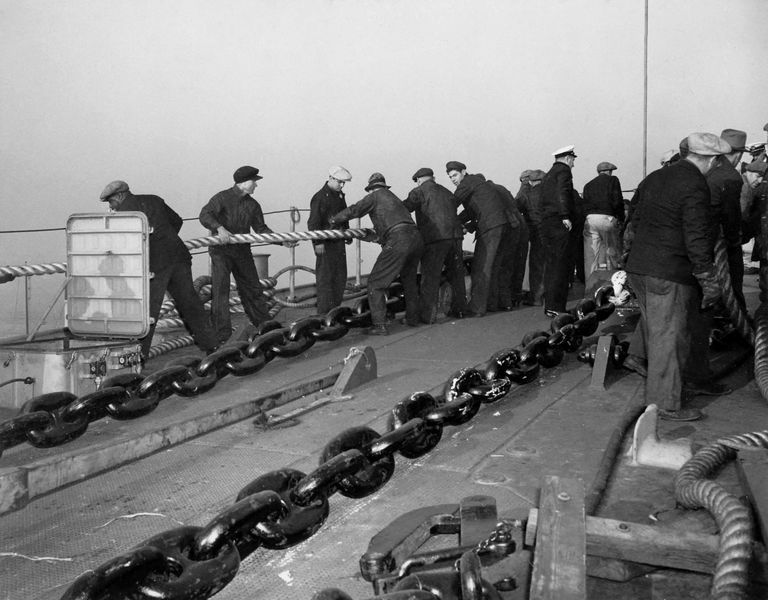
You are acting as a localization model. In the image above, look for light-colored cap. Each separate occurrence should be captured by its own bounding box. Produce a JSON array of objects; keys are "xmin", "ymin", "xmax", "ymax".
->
[
  {"xmin": 745, "ymin": 161, "xmax": 768, "ymax": 176},
  {"xmin": 596, "ymin": 161, "xmax": 617, "ymax": 172},
  {"xmin": 99, "ymin": 180, "xmax": 129, "ymax": 201},
  {"xmin": 553, "ymin": 145, "xmax": 576, "ymax": 158},
  {"xmin": 660, "ymin": 149, "xmax": 677, "ymax": 165},
  {"xmin": 329, "ymin": 165, "xmax": 352, "ymax": 181},
  {"xmin": 686, "ymin": 132, "xmax": 732, "ymax": 156}
]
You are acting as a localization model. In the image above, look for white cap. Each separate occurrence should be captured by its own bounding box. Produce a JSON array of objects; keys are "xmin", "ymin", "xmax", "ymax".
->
[
  {"xmin": 329, "ymin": 165, "xmax": 352, "ymax": 181},
  {"xmin": 660, "ymin": 149, "xmax": 677, "ymax": 165},
  {"xmin": 553, "ymin": 145, "xmax": 577, "ymax": 158},
  {"xmin": 686, "ymin": 133, "xmax": 731, "ymax": 156}
]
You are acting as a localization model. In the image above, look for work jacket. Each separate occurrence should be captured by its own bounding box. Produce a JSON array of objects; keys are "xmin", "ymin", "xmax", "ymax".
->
[
  {"xmin": 453, "ymin": 173, "xmax": 508, "ymax": 235},
  {"xmin": 626, "ymin": 159, "xmax": 714, "ymax": 285},
  {"xmin": 117, "ymin": 193, "xmax": 190, "ymax": 271},
  {"xmin": 582, "ymin": 173, "xmax": 625, "ymax": 222},
  {"xmin": 540, "ymin": 162, "xmax": 576, "ymax": 221},
  {"xmin": 308, "ymin": 182, "xmax": 348, "ymax": 248},
  {"xmin": 404, "ymin": 179, "xmax": 463, "ymax": 243},
  {"xmin": 331, "ymin": 187, "xmax": 416, "ymax": 241},
  {"xmin": 199, "ymin": 185, "xmax": 274, "ymax": 255}
]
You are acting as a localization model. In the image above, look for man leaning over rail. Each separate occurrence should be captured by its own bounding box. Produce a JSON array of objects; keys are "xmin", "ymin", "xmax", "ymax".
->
[
  {"xmin": 100, "ymin": 180, "xmax": 219, "ymax": 361},
  {"xmin": 330, "ymin": 172, "xmax": 423, "ymax": 336},
  {"xmin": 199, "ymin": 165, "xmax": 296, "ymax": 344}
]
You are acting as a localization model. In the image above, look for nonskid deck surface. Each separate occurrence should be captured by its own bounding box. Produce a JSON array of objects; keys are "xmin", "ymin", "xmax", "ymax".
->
[{"xmin": 1, "ymin": 280, "xmax": 765, "ymax": 600}]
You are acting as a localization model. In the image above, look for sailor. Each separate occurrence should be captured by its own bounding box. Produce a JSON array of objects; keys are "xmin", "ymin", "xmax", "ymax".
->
[
  {"xmin": 487, "ymin": 178, "xmax": 524, "ymax": 310},
  {"xmin": 446, "ymin": 160, "xmax": 511, "ymax": 316},
  {"xmin": 582, "ymin": 161, "xmax": 625, "ymax": 278},
  {"xmin": 330, "ymin": 173, "xmax": 423, "ymax": 335},
  {"xmin": 199, "ymin": 166, "xmax": 295, "ymax": 343},
  {"xmin": 518, "ymin": 169, "xmax": 546, "ymax": 305},
  {"xmin": 540, "ymin": 145, "xmax": 578, "ymax": 316},
  {"xmin": 403, "ymin": 167, "xmax": 468, "ymax": 323},
  {"xmin": 308, "ymin": 166, "xmax": 353, "ymax": 314},
  {"xmin": 706, "ymin": 129, "xmax": 748, "ymax": 309},
  {"xmin": 99, "ymin": 180, "xmax": 219, "ymax": 360},
  {"xmin": 625, "ymin": 132, "xmax": 732, "ymax": 421}
]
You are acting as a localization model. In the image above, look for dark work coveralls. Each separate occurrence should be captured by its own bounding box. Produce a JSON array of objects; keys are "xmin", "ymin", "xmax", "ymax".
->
[
  {"xmin": 493, "ymin": 181, "xmax": 527, "ymax": 305},
  {"xmin": 454, "ymin": 174, "xmax": 510, "ymax": 315},
  {"xmin": 540, "ymin": 161, "xmax": 577, "ymax": 312},
  {"xmin": 404, "ymin": 179, "xmax": 468, "ymax": 323},
  {"xmin": 199, "ymin": 186, "xmax": 275, "ymax": 342},
  {"xmin": 331, "ymin": 187, "xmax": 423, "ymax": 326},
  {"xmin": 308, "ymin": 182, "xmax": 348, "ymax": 314},
  {"xmin": 116, "ymin": 193, "xmax": 218, "ymax": 358},
  {"xmin": 518, "ymin": 183, "xmax": 545, "ymax": 304}
]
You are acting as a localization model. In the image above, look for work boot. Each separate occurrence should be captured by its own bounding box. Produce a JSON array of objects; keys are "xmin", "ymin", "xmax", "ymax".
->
[
  {"xmin": 658, "ymin": 408, "xmax": 703, "ymax": 422},
  {"xmin": 544, "ymin": 308, "xmax": 559, "ymax": 318},
  {"xmin": 622, "ymin": 354, "xmax": 648, "ymax": 377},
  {"xmin": 368, "ymin": 324, "xmax": 389, "ymax": 336},
  {"xmin": 683, "ymin": 381, "xmax": 732, "ymax": 396}
]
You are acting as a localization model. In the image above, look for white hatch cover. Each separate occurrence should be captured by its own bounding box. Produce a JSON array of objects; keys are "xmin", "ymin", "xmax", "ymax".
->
[{"xmin": 65, "ymin": 212, "xmax": 150, "ymax": 338}]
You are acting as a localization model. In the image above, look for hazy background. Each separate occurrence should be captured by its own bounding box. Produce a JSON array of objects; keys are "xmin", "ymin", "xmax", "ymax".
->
[{"xmin": 1, "ymin": 0, "xmax": 767, "ymax": 334}]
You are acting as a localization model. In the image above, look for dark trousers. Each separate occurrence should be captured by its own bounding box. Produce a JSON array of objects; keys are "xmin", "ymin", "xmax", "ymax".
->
[
  {"xmin": 628, "ymin": 274, "xmax": 700, "ymax": 411},
  {"xmin": 568, "ymin": 219, "xmax": 585, "ymax": 284},
  {"xmin": 541, "ymin": 219, "xmax": 572, "ymax": 312},
  {"xmin": 210, "ymin": 246, "xmax": 271, "ymax": 342},
  {"xmin": 487, "ymin": 224, "xmax": 516, "ymax": 311},
  {"xmin": 469, "ymin": 225, "xmax": 506, "ymax": 315},
  {"xmin": 726, "ymin": 243, "xmax": 746, "ymax": 310},
  {"xmin": 368, "ymin": 226, "xmax": 424, "ymax": 325},
  {"xmin": 315, "ymin": 242, "xmax": 347, "ymax": 314},
  {"xmin": 527, "ymin": 224, "xmax": 545, "ymax": 303},
  {"xmin": 143, "ymin": 261, "xmax": 218, "ymax": 358},
  {"xmin": 511, "ymin": 221, "xmax": 530, "ymax": 299},
  {"xmin": 418, "ymin": 239, "xmax": 468, "ymax": 323}
]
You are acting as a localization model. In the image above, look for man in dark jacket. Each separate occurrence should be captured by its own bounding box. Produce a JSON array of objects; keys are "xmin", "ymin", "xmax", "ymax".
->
[
  {"xmin": 100, "ymin": 180, "xmax": 218, "ymax": 360},
  {"xmin": 308, "ymin": 166, "xmax": 352, "ymax": 314},
  {"xmin": 199, "ymin": 166, "xmax": 293, "ymax": 343},
  {"xmin": 582, "ymin": 161, "xmax": 625, "ymax": 277},
  {"xmin": 446, "ymin": 161, "xmax": 511, "ymax": 316},
  {"xmin": 489, "ymin": 180, "xmax": 524, "ymax": 309},
  {"xmin": 519, "ymin": 169, "xmax": 546, "ymax": 305},
  {"xmin": 707, "ymin": 129, "xmax": 747, "ymax": 309},
  {"xmin": 404, "ymin": 167, "xmax": 468, "ymax": 323},
  {"xmin": 540, "ymin": 145, "xmax": 578, "ymax": 315},
  {"xmin": 625, "ymin": 132, "xmax": 732, "ymax": 421},
  {"xmin": 330, "ymin": 173, "xmax": 423, "ymax": 335}
]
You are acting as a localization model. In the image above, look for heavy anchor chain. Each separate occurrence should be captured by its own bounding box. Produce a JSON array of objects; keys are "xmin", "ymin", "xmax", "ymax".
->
[
  {"xmin": 0, "ymin": 290, "xmax": 383, "ymax": 458},
  {"xmin": 59, "ymin": 286, "xmax": 617, "ymax": 600}
]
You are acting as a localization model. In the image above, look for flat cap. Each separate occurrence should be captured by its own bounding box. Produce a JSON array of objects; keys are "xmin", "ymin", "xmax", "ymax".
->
[
  {"xmin": 233, "ymin": 165, "xmax": 262, "ymax": 183},
  {"xmin": 529, "ymin": 169, "xmax": 546, "ymax": 182},
  {"xmin": 519, "ymin": 169, "xmax": 533, "ymax": 182},
  {"xmin": 412, "ymin": 167, "xmax": 434, "ymax": 182},
  {"xmin": 596, "ymin": 161, "xmax": 617, "ymax": 172},
  {"xmin": 720, "ymin": 129, "xmax": 746, "ymax": 152},
  {"xmin": 553, "ymin": 145, "xmax": 577, "ymax": 158},
  {"xmin": 100, "ymin": 180, "xmax": 129, "ymax": 201},
  {"xmin": 445, "ymin": 160, "xmax": 467, "ymax": 173},
  {"xmin": 686, "ymin": 132, "xmax": 731, "ymax": 156},
  {"xmin": 329, "ymin": 165, "xmax": 352, "ymax": 181},
  {"xmin": 746, "ymin": 161, "xmax": 768, "ymax": 175},
  {"xmin": 364, "ymin": 172, "xmax": 391, "ymax": 192}
]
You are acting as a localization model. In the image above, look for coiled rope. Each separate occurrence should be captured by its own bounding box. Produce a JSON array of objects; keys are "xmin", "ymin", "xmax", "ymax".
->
[{"xmin": 674, "ymin": 431, "xmax": 768, "ymax": 600}]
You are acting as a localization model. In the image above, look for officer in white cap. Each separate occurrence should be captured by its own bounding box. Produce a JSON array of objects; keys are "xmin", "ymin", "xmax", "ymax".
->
[
  {"xmin": 624, "ymin": 132, "xmax": 732, "ymax": 422},
  {"xmin": 307, "ymin": 166, "xmax": 353, "ymax": 313},
  {"xmin": 539, "ymin": 144, "xmax": 578, "ymax": 316}
]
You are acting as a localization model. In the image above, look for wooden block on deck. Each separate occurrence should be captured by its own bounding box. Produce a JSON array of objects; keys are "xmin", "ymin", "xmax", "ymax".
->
[
  {"xmin": 530, "ymin": 476, "xmax": 587, "ymax": 600},
  {"xmin": 736, "ymin": 447, "xmax": 768, "ymax": 544}
]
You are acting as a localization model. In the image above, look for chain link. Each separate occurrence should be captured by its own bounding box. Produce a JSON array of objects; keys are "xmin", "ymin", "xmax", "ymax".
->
[{"xmin": 58, "ymin": 285, "xmax": 619, "ymax": 599}]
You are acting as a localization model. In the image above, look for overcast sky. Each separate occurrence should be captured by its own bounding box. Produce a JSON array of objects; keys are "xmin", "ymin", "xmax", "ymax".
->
[{"xmin": 1, "ymin": 0, "xmax": 767, "ymax": 327}]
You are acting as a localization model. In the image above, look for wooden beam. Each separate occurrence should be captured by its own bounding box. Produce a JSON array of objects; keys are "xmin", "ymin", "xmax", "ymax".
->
[
  {"xmin": 529, "ymin": 476, "xmax": 587, "ymax": 600},
  {"xmin": 527, "ymin": 508, "xmax": 768, "ymax": 584}
]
